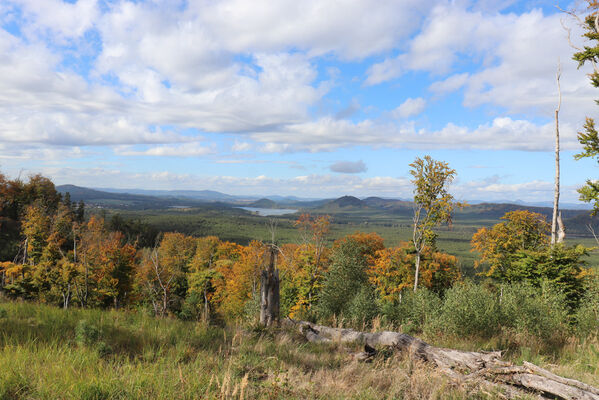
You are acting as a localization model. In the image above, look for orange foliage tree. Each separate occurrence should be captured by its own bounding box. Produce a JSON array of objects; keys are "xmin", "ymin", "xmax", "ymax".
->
[
  {"xmin": 76, "ymin": 216, "xmax": 137, "ymax": 308},
  {"xmin": 368, "ymin": 243, "xmax": 460, "ymax": 303},
  {"xmin": 471, "ymin": 210, "xmax": 549, "ymax": 281},
  {"xmin": 136, "ymin": 232, "xmax": 196, "ymax": 316}
]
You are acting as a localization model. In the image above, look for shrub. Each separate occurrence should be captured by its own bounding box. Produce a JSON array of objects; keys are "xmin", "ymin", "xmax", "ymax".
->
[
  {"xmin": 500, "ymin": 282, "xmax": 569, "ymax": 341},
  {"xmin": 438, "ymin": 282, "xmax": 500, "ymax": 337},
  {"xmin": 381, "ymin": 288, "xmax": 442, "ymax": 335},
  {"xmin": 75, "ymin": 319, "xmax": 101, "ymax": 347},
  {"xmin": 346, "ymin": 286, "xmax": 380, "ymax": 325},
  {"xmin": 576, "ymin": 277, "xmax": 599, "ymax": 338}
]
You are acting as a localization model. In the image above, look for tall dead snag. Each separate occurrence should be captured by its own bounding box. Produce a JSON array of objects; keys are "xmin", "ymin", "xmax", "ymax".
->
[
  {"xmin": 260, "ymin": 245, "xmax": 280, "ymax": 326},
  {"xmin": 552, "ymin": 61, "xmax": 564, "ymax": 245},
  {"xmin": 289, "ymin": 320, "xmax": 599, "ymax": 400}
]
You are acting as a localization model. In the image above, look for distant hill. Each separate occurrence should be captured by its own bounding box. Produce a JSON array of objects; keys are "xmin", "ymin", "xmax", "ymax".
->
[
  {"xmin": 56, "ymin": 185, "xmax": 222, "ymax": 210},
  {"xmin": 56, "ymin": 186, "xmax": 596, "ymax": 235},
  {"xmin": 321, "ymin": 196, "xmax": 365, "ymax": 209},
  {"xmin": 248, "ymin": 198, "xmax": 278, "ymax": 208},
  {"xmin": 94, "ymin": 187, "xmax": 240, "ymax": 202},
  {"xmin": 57, "ymin": 185, "xmax": 158, "ymax": 202}
]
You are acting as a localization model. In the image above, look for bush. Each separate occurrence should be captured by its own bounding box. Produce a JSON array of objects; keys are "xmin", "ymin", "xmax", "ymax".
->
[
  {"xmin": 500, "ymin": 282, "xmax": 569, "ymax": 341},
  {"xmin": 75, "ymin": 319, "xmax": 101, "ymax": 347},
  {"xmin": 346, "ymin": 286, "xmax": 379, "ymax": 325},
  {"xmin": 438, "ymin": 282, "xmax": 500, "ymax": 337},
  {"xmin": 576, "ymin": 277, "xmax": 599, "ymax": 338},
  {"xmin": 381, "ymin": 288, "xmax": 442, "ymax": 335}
]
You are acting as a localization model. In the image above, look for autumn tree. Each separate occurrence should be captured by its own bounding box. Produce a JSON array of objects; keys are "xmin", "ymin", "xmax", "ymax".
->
[
  {"xmin": 291, "ymin": 214, "xmax": 331, "ymax": 310},
  {"xmin": 368, "ymin": 243, "xmax": 460, "ymax": 303},
  {"xmin": 137, "ymin": 232, "xmax": 196, "ymax": 316},
  {"xmin": 185, "ymin": 236, "xmax": 221, "ymax": 321},
  {"xmin": 21, "ymin": 203, "xmax": 51, "ymax": 265},
  {"xmin": 409, "ymin": 156, "xmax": 459, "ymax": 291},
  {"xmin": 0, "ymin": 172, "xmax": 61, "ymax": 261},
  {"xmin": 201, "ymin": 240, "xmax": 245, "ymax": 318},
  {"xmin": 471, "ymin": 210, "xmax": 550, "ymax": 282},
  {"xmin": 77, "ymin": 216, "xmax": 137, "ymax": 308}
]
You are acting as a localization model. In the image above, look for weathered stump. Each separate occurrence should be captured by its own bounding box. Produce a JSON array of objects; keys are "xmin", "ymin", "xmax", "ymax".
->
[{"xmin": 259, "ymin": 245, "xmax": 279, "ymax": 326}]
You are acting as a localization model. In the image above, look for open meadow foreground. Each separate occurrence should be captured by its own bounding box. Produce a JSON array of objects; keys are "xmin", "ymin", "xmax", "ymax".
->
[{"xmin": 2, "ymin": 0, "xmax": 599, "ymax": 399}]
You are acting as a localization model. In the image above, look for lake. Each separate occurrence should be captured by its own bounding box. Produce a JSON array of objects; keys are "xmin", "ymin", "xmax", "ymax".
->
[{"xmin": 237, "ymin": 207, "xmax": 298, "ymax": 216}]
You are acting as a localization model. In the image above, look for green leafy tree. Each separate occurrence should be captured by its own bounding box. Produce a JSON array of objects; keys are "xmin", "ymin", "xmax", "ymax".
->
[
  {"xmin": 572, "ymin": 2, "xmax": 599, "ymax": 213},
  {"xmin": 317, "ymin": 232, "xmax": 384, "ymax": 320},
  {"xmin": 472, "ymin": 211, "xmax": 590, "ymax": 307},
  {"xmin": 409, "ymin": 156, "xmax": 459, "ymax": 291}
]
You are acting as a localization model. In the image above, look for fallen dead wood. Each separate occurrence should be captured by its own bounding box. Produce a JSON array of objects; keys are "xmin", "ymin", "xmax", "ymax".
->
[{"xmin": 286, "ymin": 319, "xmax": 599, "ymax": 400}]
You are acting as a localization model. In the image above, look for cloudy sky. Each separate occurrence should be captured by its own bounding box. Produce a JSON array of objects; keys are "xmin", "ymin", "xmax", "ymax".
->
[{"xmin": 0, "ymin": 0, "xmax": 597, "ymax": 202}]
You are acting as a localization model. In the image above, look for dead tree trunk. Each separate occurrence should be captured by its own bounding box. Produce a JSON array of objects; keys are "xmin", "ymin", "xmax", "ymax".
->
[
  {"xmin": 552, "ymin": 61, "xmax": 563, "ymax": 245},
  {"xmin": 260, "ymin": 245, "xmax": 280, "ymax": 327},
  {"xmin": 289, "ymin": 320, "xmax": 599, "ymax": 400}
]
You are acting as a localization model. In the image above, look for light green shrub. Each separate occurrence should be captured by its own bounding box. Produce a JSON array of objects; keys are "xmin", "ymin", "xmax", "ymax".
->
[{"xmin": 438, "ymin": 282, "xmax": 500, "ymax": 337}]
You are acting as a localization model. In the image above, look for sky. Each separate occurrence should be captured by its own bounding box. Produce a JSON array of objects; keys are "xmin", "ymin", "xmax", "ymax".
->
[{"xmin": 0, "ymin": 0, "xmax": 598, "ymax": 203}]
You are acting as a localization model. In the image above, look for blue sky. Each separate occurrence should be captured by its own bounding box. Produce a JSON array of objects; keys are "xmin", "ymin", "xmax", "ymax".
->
[{"xmin": 0, "ymin": 0, "xmax": 597, "ymax": 203}]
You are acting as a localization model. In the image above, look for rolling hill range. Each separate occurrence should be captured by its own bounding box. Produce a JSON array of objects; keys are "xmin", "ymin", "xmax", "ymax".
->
[{"xmin": 57, "ymin": 184, "xmax": 596, "ymax": 236}]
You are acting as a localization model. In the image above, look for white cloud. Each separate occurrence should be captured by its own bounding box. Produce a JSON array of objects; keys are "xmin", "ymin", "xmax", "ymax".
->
[
  {"xmin": 249, "ymin": 116, "xmax": 580, "ymax": 152},
  {"xmin": 429, "ymin": 73, "xmax": 470, "ymax": 95},
  {"xmin": 366, "ymin": 5, "xmax": 596, "ymax": 122},
  {"xmin": 232, "ymin": 141, "xmax": 252, "ymax": 152},
  {"xmin": 114, "ymin": 142, "xmax": 214, "ymax": 157},
  {"xmin": 0, "ymin": 142, "xmax": 86, "ymax": 161},
  {"xmin": 198, "ymin": 0, "xmax": 431, "ymax": 59},
  {"xmin": 0, "ymin": 0, "xmax": 594, "ymax": 161},
  {"xmin": 14, "ymin": 0, "xmax": 98, "ymax": 40},
  {"xmin": 393, "ymin": 97, "xmax": 426, "ymax": 118}
]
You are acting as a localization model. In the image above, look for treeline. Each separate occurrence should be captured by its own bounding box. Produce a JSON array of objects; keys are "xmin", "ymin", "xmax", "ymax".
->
[{"xmin": 0, "ymin": 173, "xmax": 597, "ymax": 342}]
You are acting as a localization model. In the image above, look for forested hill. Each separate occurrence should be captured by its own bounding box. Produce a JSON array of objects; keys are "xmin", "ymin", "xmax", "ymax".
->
[{"xmin": 56, "ymin": 184, "xmax": 596, "ymax": 235}]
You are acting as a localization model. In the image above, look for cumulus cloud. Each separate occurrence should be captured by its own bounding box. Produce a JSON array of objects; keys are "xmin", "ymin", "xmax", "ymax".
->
[
  {"xmin": 249, "ymin": 116, "xmax": 580, "ymax": 152},
  {"xmin": 429, "ymin": 73, "xmax": 470, "ymax": 95},
  {"xmin": 14, "ymin": 0, "xmax": 99, "ymax": 40},
  {"xmin": 0, "ymin": 0, "xmax": 593, "ymax": 165},
  {"xmin": 366, "ymin": 6, "xmax": 595, "ymax": 121},
  {"xmin": 329, "ymin": 160, "xmax": 367, "ymax": 174},
  {"xmin": 114, "ymin": 143, "xmax": 214, "ymax": 157},
  {"xmin": 393, "ymin": 97, "xmax": 426, "ymax": 118}
]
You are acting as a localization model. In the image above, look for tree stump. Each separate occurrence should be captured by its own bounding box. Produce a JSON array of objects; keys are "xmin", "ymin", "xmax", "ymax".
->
[{"xmin": 259, "ymin": 245, "xmax": 279, "ymax": 326}]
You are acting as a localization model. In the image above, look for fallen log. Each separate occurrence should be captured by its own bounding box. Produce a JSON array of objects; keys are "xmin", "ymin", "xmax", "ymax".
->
[{"xmin": 286, "ymin": 319, "xmax": 599, "ymax": 400}]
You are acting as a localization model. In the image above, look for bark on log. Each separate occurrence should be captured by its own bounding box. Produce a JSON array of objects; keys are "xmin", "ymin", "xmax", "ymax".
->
[{"xmin": 287, "ymin": 319, "xmax": 599, "ymax": 400}]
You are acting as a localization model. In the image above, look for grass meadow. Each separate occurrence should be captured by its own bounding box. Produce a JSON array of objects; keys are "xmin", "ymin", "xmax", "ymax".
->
[{"xmin": 0, "ymin": 300, "xmax": 597, "ymax": 399}]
